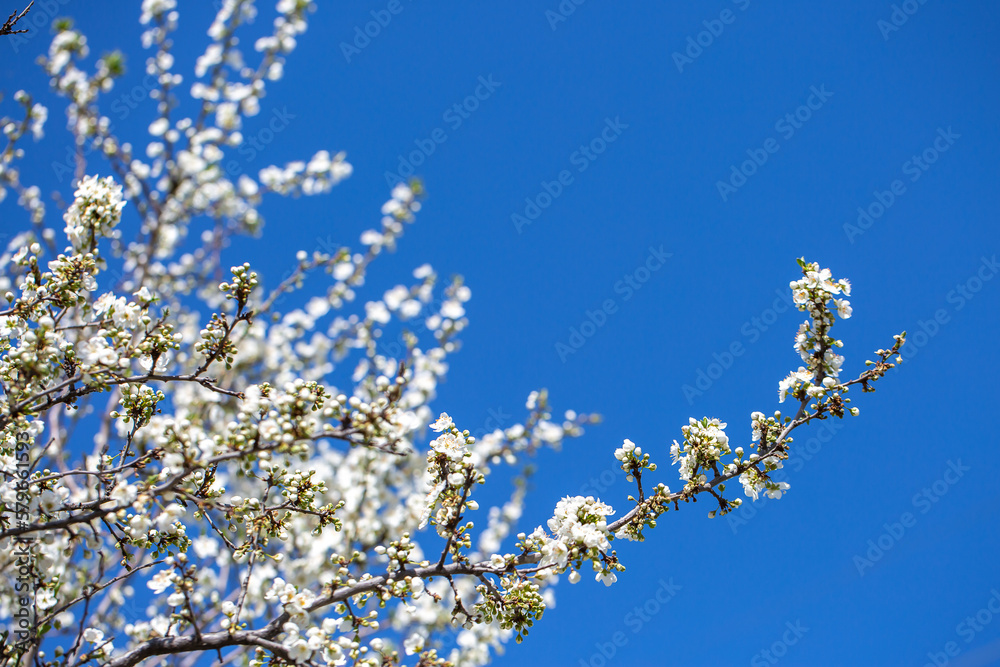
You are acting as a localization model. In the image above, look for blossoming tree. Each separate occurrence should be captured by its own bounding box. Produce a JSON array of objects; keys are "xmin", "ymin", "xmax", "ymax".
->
[{"xmin": 0, "ymin": 2, "xmax": 905, "ymax": 666}]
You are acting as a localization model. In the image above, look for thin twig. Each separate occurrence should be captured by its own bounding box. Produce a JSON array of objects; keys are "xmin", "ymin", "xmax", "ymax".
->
[{"xmin": 0, "ymin": 1, "xmax": 32, "ymax": 36}]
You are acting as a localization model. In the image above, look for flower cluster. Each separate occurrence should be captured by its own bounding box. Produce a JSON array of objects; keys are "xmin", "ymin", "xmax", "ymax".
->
[
  {"xmin": 736, "ymin": 413, "xmax": 790, "ymax": 501},
  {"xmin": 63, "ymin": 175, "xmax": 127, "ymax": 254},
  {"xmin": 614, "ymin": 438, "xmax": 657, "ymax": 485},
  {"xmin": 670, "ymin": 417, "xmax": 732, "ymax": 488},
  {"xmin": 779, "ymin": 260, "xmax": 854, "ymax": 404},
  {"xmin": 515, "ymin": 494, "xmax": 619, "ymax": 591},
  {"xmin": 420, "ymin": 413, "xmax": 483, "ymax": 539}
]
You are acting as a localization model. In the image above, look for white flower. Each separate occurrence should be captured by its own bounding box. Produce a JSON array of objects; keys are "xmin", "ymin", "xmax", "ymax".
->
[
  {"xmin": 526, "ymin": 391, "xmax": 539, "ymax": 410},
  {"xmin": 740, "ymin": 471, "xmax": 763, "ymax": 501},
  {"xmin": 148, "ymin": 118, "xmax": 169, "ymax": 136},
  {"xmin": 30, "ymin": 103, "xmax": 47, "ymax": 140},
  {"xmin": 403, "ymin": 632, "xmax": 425, "ymax": 656},
  {"xmin": 778, "ymin": 368, "xmax": 814, "ymax": 403},
  {"xmin": 129, "ymin": 514, "xmax": 151, "ymax": 538},
  {"xmin": 766, "ymin": 482, "xmax": 791, "ymax": 499},
  {"xmin": 323, "ymin": 644, "xmax": 346, "ymax": 665},
  {"xmin": 148, "ymin": 570, "xmax": 173, "ymax": 594},
  {"xmin": 78, "ymin": 336, "xmax": 119, "ymax": 367},
  {"xmin": 615, "ymin": 438, "xmax": 638, "ymax": 460},
  {"xmin": 133, "ymin": 285, "xmax": 155, "ymax": 303},
  {"xmin": 286, "ymin": 639, "xmax": 312, "ymax": 663},
  {"xmin": 429, "ymin": 413, "xmax": 453, "ymax": 432},
  {"xmin": 39, "ymin": 489, "xmax": 63, "ymax": 514},
  {"xmin": 365, "ymin": 300, "xmax": 391, "ymax": 324},
  {"xmin": 83, "ymin": 628, "xmax": 104, "ymax": 643},
  {"xmin": 111, "ymin": 482, "xmax": 138, "ymax": 505},
  {"xmin": 391, "ymin": 183, "xmax": 413, "ymax": 202},
  {"xmin": 93, "ymin": 292, "xmax": 117, "ymax": 315},
  {"xmin": 430, "ymin": 433, "xmax": 466, "ymax": 461},
  {"xmin": 440, "ymin": 300, "xmax": 465, "ymax": 319},
  {"xmin": 156, "ymin": 503, "xmax": 186, "ymax": 531}
]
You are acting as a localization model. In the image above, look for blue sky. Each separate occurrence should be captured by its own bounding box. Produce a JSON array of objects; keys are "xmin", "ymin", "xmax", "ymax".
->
[{"xmin": 3, "ymin": 1, "xmax": 1000, "ymax": 665}]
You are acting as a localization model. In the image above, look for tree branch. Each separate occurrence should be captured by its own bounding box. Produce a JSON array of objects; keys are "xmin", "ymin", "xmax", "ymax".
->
[
  {"xmin": 104, "ymin": 556, "xmax": 535, "ymax": 667},
  {"xmin": 0, "ymin": 1, "xmax": 32, "ymax": 36}
]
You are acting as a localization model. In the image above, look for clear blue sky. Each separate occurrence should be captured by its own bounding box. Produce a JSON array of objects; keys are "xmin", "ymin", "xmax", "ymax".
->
[{"xmin": 3, "ymin": 2, "xmax": 1000, "ymax": 665}]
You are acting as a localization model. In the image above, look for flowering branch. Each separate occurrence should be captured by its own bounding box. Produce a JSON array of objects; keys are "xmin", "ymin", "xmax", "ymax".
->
[{"xmin": 0, "ymin": 3, "xmax": 905, "ymax": 667}]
